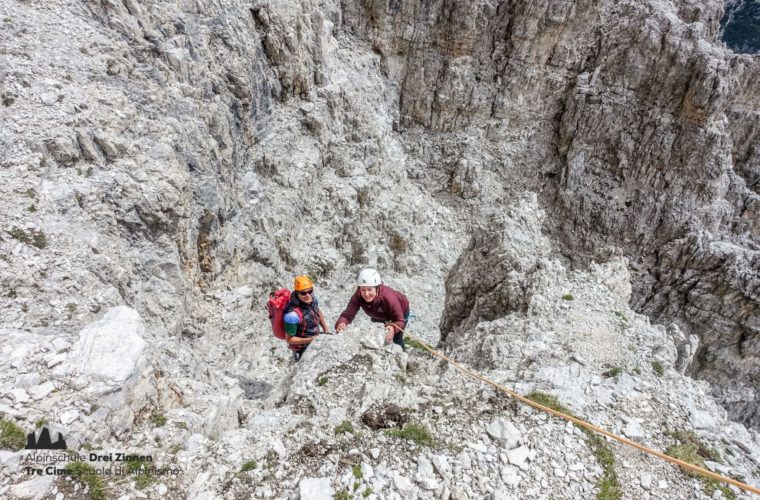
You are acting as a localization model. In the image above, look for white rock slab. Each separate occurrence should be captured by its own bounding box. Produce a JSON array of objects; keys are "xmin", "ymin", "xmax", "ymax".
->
[
  {"xmin": 299, "ymin": 477, "xmax": 334, "ymax": 500},
  {"xmin": 59, "ymin": 409, "xmax": 79, "ymax": 425},
  {"xmin": 392, "ymin": 473, "xmax": 415, "ymax": 496},
  {"xmin": 501, "ymin": 465, "xmax": 521, "ymax": 487},
  {"xmin": 58, "ymin": 306, "xmax": 147, "ymax": 384},
  {"xmin": 9, "ymin": 388, "xmax": 30, "ymax": 403},
  {"xmin": 10, "ymin": 475, "xmax": 55, "ymax": 499},
  {"xmin": 486, "ymin": 418, "xmax": 521, "ymax": 449},
  {"xmin": 507, "ymin": 446, "xmax": 530, "ymax": 468},
  {"xmin": 28, "ymin": 382, "xmax": 55, "ymax": 400}
]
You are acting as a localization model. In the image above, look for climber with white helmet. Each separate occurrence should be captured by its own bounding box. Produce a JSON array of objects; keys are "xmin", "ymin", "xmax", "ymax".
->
[
  {"xmin": 283, "ymin": 275, "xmax": 330, "ymax": 362},
  {"xmin": 335, "ymin": 268, "xmax": 410, "ymax": 350}
]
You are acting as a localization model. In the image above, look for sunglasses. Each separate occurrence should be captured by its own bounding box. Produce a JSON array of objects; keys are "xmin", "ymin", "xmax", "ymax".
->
[{"xmin": 298, "ymin": 289, "xmax": 314, "ymax": 296}]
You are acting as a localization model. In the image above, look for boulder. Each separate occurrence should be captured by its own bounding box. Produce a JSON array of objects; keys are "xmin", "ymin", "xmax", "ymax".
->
[{"xmin": 486, "ymin": 418, "xmax": 522, "ymax": 449}]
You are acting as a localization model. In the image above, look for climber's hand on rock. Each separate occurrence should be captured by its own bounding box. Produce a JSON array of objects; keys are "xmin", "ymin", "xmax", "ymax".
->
[{"xmin": 384, "ymin": 325, "xmax": 395, "ymax": 342}]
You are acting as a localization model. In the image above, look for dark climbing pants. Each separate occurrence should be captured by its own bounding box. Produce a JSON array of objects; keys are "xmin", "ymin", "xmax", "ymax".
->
[{"xmin": 392, "ymin": 310, "xmax": 411, "ymax": 351}]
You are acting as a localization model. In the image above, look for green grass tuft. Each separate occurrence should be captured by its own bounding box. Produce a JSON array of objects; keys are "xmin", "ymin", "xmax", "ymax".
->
[
  {"xmin": 352, "ymin": 464, "xmax": 363, "ymax": 480},
  {"xmin": 126, "ymin": 460, "xmax": 142, "ymax": 474},
  {"xmin": 65, "ymin": 461, "xmax": 106, "ymax": 500},
  {"xmin": 385, "ymin": 423, "xmax": 436, "ymax": 448},
  {"xmin": 525, "ymin": 391, "xmax": 565, "ymax": 411},
  {"xmin": 334, "ymin": 420, "xmax": 354, "ymax": 436},
  {"xmin": 1, "ymin": 92, "xmax": 14, "ymax": 106},
  {"xmin": 134, "ymin": 471, "xmax": 155, "ymax": 490},
  {"xmin": 665, "ymin": 430, "xmax": 733, "ymax": 499},
  {"xmin": 318, "ymin": 376, "xmax": 328, "ymax": 386},
  {"xmin": 10, "ymin": 227, "xmax": 47, "ymax": 249},
  {"xmin": 613, "ymin": 311, "xmax": 628, "ymax": 323},
  {"xmin": 0, "ymin": 419, "xmax": 26, "ymax": 450},
  {"xmin": 603, "ymin": 367, "xmax": 622, "ymax": 378},
  {"xmin": 10, "ymin": 227, "xmax": 31, "ymax": 244},
  {"xmin": 32, "ymin": 231, "xmax": 47, "ymax": 249},
  {"xmin": 240, "ymin": 460, "xmax": 257, "ymax": 472},
  {"xmin": 562, "ymin": 294, "xmax": 574, "ymax": 301},
  {"xmin": 405, "ymin": 337, "xmax": 428, "ymax": 351},
  {"xmin": 334, "ymin": 491, "xmax": 351, "ymax": 500},
  {"xmin": 150, "ymin": 412, "xmax": 167, "ymax": 427},
  {"xmin": 651, "ymin": 361, "xmax": 665, "ymax": 377}
]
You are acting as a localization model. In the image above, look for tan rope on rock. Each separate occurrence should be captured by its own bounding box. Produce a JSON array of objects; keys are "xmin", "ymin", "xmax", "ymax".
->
[{"xmin": 401, "ymin": 331, "xmax": 760, "ymax": 496}]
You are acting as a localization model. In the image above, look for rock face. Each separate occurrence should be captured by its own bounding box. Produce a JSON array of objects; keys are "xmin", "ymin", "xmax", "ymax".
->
[
  {"xmin": 340, "ymin": 0, "xmax": 760, "ymax": 427},
  {"xmin": 1, "ymin": 0, "xmax": 760, "ymax": 498}
]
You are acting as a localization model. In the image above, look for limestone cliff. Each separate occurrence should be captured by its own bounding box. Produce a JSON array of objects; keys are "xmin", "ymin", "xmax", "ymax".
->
[{"xmin": 1, "ymin": 0, "xmax": 759, "ymax": 498}]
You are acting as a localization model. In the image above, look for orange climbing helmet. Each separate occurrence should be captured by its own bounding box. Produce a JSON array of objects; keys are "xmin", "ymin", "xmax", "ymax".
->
[{"xmin": 293, "ymin": 275, "xmax": 314, "ymax": 291}]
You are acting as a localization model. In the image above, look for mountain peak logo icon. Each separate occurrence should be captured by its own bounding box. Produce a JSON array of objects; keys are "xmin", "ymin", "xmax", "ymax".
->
[{"xmin": 25, "ymin": 427, "xmax": 67, "ymax": 450}]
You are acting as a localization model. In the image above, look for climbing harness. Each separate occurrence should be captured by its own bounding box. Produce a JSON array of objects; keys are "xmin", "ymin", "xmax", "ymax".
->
[{"xmin": 398, "ymin": 329, "xmax": 760, "ymax": 496}]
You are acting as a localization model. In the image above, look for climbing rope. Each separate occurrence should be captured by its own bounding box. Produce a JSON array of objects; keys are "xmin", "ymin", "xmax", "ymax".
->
[{"xmin": 399, "ymin": 331, "xmax": 760, "ymax": 496}]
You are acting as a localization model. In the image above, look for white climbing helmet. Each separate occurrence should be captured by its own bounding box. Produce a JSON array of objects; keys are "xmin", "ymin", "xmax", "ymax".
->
[{"xmin": 357, "ymin": 268, "xmax": 382, "ymax": 287}]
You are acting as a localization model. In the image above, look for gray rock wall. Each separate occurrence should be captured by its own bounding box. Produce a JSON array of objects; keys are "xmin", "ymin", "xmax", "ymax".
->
[
  {"xmin": 0, "ymin": 0, "xmax": 758, "ymax": 446},
  {"xmin": 339, "ymin": 0, "xmax": 760, "ymax": 427}
]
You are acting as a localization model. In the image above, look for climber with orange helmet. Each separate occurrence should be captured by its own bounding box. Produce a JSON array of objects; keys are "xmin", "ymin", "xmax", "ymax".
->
[
  {"xmin": 335, "ymin": 268, "xmax": 410, "ymax": 350},
  {"xmin": 283, "ymin": 275, "xmax": 330, "ymax": 362}
]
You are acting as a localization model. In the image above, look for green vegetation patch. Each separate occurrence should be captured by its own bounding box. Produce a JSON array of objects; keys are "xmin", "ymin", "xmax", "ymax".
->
[
  {"xmin": 665, "ymin": 430, "xmax": 733, "ymax": 499},
  {"xmin": 126, "ymin": 459, "xmax": 156, "ymax": 489},
  {"xmin": 334, "ymin": 420, "xmax": 355, "ymax": 436},
  {"xmin": 0, "ymin": 419, "xmax": 26, "ymax": 450},
  {"xmin": 149, "ymin": 412, "xmax": 167, "ymax": 427},
  {"xmin": 65, "ymin": 461, "xmax": 106, "ymax": 500},
  {"xmin": 240, "ymin": 460, "xmax": 257, "ymax": 472},
  {"xmin": 405, "ymin": 337, "xmax": 429, "ymax": 352},
  {"xmin": 613, "ymin": 311, "xmax": 628, "ymax": 324},
  {"xmin": 385, "ymin": 423, "xmax": 436, "ymax": 448},
  {"xmin": 2, "ymin": 92, "xmax": 14, "ymax": 107},
  {"xmin": 562, "ymin": 293, "xmax": 574, "ymax": 301},
  {"xmin": 8, "ymin": 227, "xmax": 46, "ymax": 249},
  {"xmin": 651, "ymin": 361, "xmax": 665, "ymax": 377},
  {"xmin": 352, "ymin": 464, "xmax": 363, "ymax": 480},
  {"xmin": 526, "ymin": 392, "xmax": 620, "ymax": 500}
]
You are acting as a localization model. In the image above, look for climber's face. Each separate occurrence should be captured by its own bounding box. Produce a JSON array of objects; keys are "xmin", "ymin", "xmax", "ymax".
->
[
  {"xmin": 297, "ymin": 289, "xmax": 314, "ymax": 304},
  {"xmin": 359, "ymin": 286, "xmax": 377, "ymax": 303}
]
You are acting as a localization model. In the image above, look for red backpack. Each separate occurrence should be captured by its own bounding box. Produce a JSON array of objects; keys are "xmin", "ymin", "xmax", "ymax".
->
[{"xmin": 267, "ymin": 289, "xmax": 302, "ymax": 340}]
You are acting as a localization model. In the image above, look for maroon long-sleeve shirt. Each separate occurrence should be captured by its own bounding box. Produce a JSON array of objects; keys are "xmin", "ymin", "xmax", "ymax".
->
[{"xmin": 335, "ymin": 285, "xmax": 410, "ymax": 333}]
